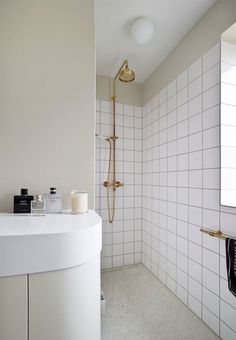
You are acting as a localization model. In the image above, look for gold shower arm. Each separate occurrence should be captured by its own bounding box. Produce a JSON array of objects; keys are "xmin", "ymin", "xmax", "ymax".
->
[
  {"xmin": 113, "ymin": 59, "xmax": 128, "ymax": 81},
  {"xmin": 112, "ymin": 59, "xmax": 128, "ymax": 100}
]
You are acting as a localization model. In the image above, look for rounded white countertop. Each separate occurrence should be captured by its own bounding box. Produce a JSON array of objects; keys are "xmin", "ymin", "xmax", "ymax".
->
[{"xmin": 0, "ymin": 210, "xmax": 102, "ymax": 277}]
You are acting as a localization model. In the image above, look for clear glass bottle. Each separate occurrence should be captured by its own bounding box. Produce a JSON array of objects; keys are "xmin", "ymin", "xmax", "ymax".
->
[
  {"xmin": 44, "ymin": 187, "xmax": 62, "ymax": 214},
  {"xmin": 31, "ymin": 195, "xmax": 45, "ymax": 216}
]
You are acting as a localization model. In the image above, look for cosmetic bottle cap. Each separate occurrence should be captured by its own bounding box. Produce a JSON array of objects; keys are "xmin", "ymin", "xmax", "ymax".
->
[
  {"xmin": 35, "ymin": 195, "xmax": 42, "ymax": 201},
  {"xmin": 50, "ymin": 187, "xmax": 57, "ymax": 194},
  {"xmin": 21, "ymin": 189, "xmax": 28, "ymax": 195}
]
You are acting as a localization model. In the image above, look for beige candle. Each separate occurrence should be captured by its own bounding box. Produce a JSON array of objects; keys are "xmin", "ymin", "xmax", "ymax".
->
[{"xmin": 71, "ymin": 190, "xmax": 88, "ymax": 214}]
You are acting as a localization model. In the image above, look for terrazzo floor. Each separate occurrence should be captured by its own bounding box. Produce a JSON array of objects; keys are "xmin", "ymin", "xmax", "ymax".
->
[{"xmin": 101, "ymin": 265, "xmax": 219, "ymax": 340}]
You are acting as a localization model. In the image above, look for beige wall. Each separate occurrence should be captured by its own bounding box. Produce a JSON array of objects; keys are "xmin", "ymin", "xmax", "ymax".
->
[
  {"xmin": 0, "ymin": 0, "xmax": 95, "ymax": 211},
  {"xmin": 96, "ymin": 74, "xmax": 143, "ymax": 106},
  {"xmin": 143, "ymin": 0, "xmax": 236, "ymax": 103}
]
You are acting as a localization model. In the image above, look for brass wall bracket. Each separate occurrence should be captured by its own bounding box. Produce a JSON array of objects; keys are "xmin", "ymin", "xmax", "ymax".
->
[
  {"xmin": 200, "ymin": 228, "xmax": 226, "ymax": 240},
  {"xmin": 110, "ymin": 136, "xmax": 118, "ymax": 141},
  {"xmin": 103, "ymin": 181, "xmax": 124, "ymax": 189}
]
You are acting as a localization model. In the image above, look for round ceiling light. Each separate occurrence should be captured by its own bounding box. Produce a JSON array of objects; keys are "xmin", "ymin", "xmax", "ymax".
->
[{"xmin": 131, "ymin": 18, "xmax": 154, "ymax": 45}]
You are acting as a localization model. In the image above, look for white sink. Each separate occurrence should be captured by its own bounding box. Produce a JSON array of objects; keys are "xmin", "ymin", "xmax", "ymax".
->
[{"xmin": 0, "ymin": 210, "xmax": 102, "ymax": 277}]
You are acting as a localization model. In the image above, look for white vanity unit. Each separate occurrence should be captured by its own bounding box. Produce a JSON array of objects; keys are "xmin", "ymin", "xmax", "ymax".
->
[{"xmin": 0, "ymin": 211, "xmax": 102, "ymax": 340}]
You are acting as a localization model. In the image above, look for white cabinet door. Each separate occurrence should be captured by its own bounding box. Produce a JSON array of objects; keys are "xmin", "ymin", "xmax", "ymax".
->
[
  {"xmin": 29, "ymin": 255, "xmax": 101, "ymax": 340},
  {"xmin": 0, "ymin": 275, "xmax": 27, "ymax": 340}
]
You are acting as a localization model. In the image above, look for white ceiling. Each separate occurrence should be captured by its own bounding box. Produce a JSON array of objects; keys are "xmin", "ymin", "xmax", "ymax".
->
[{"xmin": 96, "ymin": 0, "xmax": 217, "ymax": 83}]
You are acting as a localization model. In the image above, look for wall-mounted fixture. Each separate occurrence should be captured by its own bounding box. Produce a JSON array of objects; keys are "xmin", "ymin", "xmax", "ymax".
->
[
  {"xmin": 96, "ymin": 60, "xmax": 135, "ymax": 223},
  {"xmin": 131, "ymin": 18, "xmax": 154, "ymax": 45}
]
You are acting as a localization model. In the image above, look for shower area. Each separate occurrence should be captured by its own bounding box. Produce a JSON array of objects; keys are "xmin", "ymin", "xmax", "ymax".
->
[
  {"xmin": 95, "ymin": 1, "xmax": 236, "ymax": 339},
  {"xmin": 95, "ymin": 60, "xmax": 143, "ymax": 270},
  {"xmin": 96, "ymin": 42, "xmax": 236, "ymax": 340}
]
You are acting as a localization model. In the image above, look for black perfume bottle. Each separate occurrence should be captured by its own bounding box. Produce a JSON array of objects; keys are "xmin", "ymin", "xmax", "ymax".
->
[{"xmin": 14, "ymin": 189, "xmax": 34, "ymax": 213}]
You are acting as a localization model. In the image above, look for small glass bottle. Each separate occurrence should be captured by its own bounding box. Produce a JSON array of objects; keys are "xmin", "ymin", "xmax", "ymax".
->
[
  {"xmin": 44, "ymin": 187, "xmax": 62, "ymax": 214},
  {"xmin": 31, "ymin": 195, "xmax": 45, "ymax": 216}
]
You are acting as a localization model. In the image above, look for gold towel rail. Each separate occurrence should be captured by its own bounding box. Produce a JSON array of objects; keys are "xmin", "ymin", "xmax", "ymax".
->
[{"xmin": 200, "ymin": 228, "xmax": 227, "ymax": 240}]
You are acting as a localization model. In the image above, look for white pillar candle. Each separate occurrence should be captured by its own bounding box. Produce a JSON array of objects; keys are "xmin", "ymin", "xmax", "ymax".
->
[{"xmin": 71, "ymin": 190, "xmax": 88, "ymax": 214}]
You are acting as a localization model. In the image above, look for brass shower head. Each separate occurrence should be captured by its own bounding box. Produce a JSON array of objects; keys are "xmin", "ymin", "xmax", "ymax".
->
[{"xmin": 119, "ymin": 64, "xmax": 135, "ymax": 82}]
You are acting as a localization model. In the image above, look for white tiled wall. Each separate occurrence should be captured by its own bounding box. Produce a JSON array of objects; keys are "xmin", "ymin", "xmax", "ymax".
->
[
  {"xmin": 142, "ymin": 43, "xmax": 236, "ymax": 339},
  {"xmin": 96, "ymin": 42, "xmax": 236, "ymax": 339},
  {"xmin": 95, "ymin": 101, "xmax": 142, "ymax": 270}
]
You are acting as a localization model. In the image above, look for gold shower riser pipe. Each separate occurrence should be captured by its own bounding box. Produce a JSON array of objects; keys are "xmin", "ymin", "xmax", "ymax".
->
[
  {"xmin": 103, "ymin": 59, "xmax": 134, "ymax": 223},
  {"xmin": 103, "ymin": 60, "xmax": 129, "ymax": 192},
  {"xmin": 111, "ymin": 60, "xmax": 129, "ymax": 180}
]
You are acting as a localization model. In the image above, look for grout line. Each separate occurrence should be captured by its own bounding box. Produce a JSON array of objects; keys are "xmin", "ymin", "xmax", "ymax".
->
[
  {"xmin": 27, "ymin": 274, "xmax": 29, "ymax": 340},
  {"xmin": 187, "ymin": 66, "xmax": 190, "ymax": 309},
  {"xmin": 219, "ymin": 42, "xmax": 222, "ymax": 338},
  {"xmin": 200, "ymin": 56, "xmax": 204, "ymax": 321}
]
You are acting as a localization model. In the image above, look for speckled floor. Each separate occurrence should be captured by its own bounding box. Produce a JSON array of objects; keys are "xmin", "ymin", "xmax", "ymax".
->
[{"xmin": 101, "ymin": 265, "xmax": 219, "ymax": 340}]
